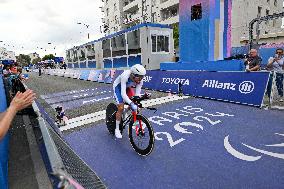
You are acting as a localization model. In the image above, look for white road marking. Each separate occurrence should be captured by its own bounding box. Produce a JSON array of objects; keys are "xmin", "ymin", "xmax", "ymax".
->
[{"xmin": 60, "ymin": 95, "xmax": 190, "ymax": 131}]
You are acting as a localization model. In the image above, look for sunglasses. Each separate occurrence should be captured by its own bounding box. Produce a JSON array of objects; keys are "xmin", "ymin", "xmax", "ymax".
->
[
  {"xmin": 276, "ymin": 51, "xmax": 283, "ymax": 54},
  {"xmin": 133, "ymin": 74, "xmax": 144, "ymax": 79}
]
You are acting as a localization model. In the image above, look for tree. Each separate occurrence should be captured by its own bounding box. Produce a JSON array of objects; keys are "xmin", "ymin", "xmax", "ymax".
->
[
  {"xmin": 32, "ymin": 57, "xmax": 41, "ymax": 65},
  {"xmin": 42, "ymin": 54, "xmax": 55, "ymax": 61},
  {"xmin": 172, "ymin": 23, "xmax": 179, "ymax": 50},
  {"xmin": 16, "ymin": 54, "xmax": 31, "ymax": 67}
]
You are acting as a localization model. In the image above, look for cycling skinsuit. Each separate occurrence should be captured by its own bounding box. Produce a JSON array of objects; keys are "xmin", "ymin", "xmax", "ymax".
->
[{"xmin": 113, "ymin": 70, "xmax": 143, "ymax": 104}]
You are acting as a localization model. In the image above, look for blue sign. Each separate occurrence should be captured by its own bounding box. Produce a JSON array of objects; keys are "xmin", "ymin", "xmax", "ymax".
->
[
  {"xmin": 195, "ymin": 72, "xmax": 269, "ymax": 106},
  {"xmin": 104, "ymin": 70, "xmax": 115, "ymax": 84},
  {"xmin": 80, "ymin": 70, "xmax": 90, "ymax": 80},
  {"xmin": 143, "ymin": 70, "xmax": 269, "ymax": 107},
  {"xmin": 54, "ymin": 57, "xmax": 64, "ymax": 63},
  {"xmin": 92, "ymin": 70, "xmax": 101, "ymax": 82},
  {"xmin": 98, "ymin": 70, "xmax": 108, "ymax": 83}
]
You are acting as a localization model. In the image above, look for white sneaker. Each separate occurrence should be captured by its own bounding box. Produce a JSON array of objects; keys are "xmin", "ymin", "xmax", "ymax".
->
[
  {"xmin": 279, "ymin": 98, "xmax": 284, "ymax": 102},
  {"xmin": 115, "ymin": 129, "xmax": 122, "ymax": 139}
]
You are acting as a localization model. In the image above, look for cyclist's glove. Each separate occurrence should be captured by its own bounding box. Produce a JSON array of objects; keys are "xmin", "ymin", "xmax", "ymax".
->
[{"xmin": 130, "ymin": 102, "xmax": 138, "ymax": 111}]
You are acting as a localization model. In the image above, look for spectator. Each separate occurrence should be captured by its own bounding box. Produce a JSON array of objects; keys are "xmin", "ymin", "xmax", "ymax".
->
[
  {"xmin": 0, "ymin": 64, "xmax": 3, "ymax": 74},
  {"xmin": 2, "ymin": 65, "xmax": 11, "ymax": 77},
  {"xmin": 0, "ymin": 89, "xmax": 36, "ymax": 140},
  {"xmin": 38, "ymin": 65, "xmax": 42, "ymax": 76},
  {"xmin": 10, "ymin": 64, "xmax": 17, "ymax": 75},
  {"xmin": 244, "ymin": 49, "xmax": 262, "ymax": 72},
  {"xmin": 266, "ymin": 48, "xmax": 284, "ymax": 101}
]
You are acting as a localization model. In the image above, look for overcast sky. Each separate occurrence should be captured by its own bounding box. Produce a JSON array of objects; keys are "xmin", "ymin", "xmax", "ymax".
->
[{"xmin": 0, "ymin": 0, "xmax": 104, "ymax": 57}]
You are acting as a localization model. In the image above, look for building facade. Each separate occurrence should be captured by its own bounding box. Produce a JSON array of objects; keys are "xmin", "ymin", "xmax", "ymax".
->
[
  {"xmin": 28, "ymin": 52, "xmax": 40, "ymax": 63},
  {"xmin": 231, "ymin": 0, "xmax": 284, "ymax": 47},
  {"xmin": 102, "ymin": 0, "xmax": 284, "ymax": 47},
  {"xmin": 102, "ymin": 0, "xmax": 179, "ymax": 33},
  {"xmin": 0, "ymin": 47, "xmax": 16, "ymax": 61}
]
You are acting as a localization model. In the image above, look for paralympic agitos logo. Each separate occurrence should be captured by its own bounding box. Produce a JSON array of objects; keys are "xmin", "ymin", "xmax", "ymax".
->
[{"xmin": 202, "ymin": 80, "xmax": 255, "ymax": 94}]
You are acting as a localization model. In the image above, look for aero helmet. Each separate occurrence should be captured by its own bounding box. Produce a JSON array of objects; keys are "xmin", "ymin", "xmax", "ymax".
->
[{"xmin": 130, "ymin": 64, "xmax": 146, "ymax": 76}]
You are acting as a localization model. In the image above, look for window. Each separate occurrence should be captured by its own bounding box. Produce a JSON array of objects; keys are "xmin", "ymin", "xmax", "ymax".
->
[
  {"xmin": 102, "ymin": 39, "xmax": 111, "ymax": 58},
  {"xmin": 127, "ymin": 30, "xmax": 141, "ymax": 55},
  {"xmin": 86, "ymin": 44, "xmax": 96, "ymax": 60},
  {"xmin": 151, "ymin": 34, "xmax": 170, "ymax": 53},
  {"xmin": 66, "ymin": 50, "xmax": 72, "ymax": 62},
  {"xmin": 112, "ymin": 34, "xmax": 126, "ymax": 57},
  {"xmin": 191, "ymin": 3, "xmax": 202, "ymax": 21},
  {"xmin": 72, "ymin": 49, "xmax": 78, "ymax": 62},
  {"xmin": 79, "ymin": 47, "xmax": 86, "ymax": 61},
  {"xmin": 151, "ymin": 35, "xmax": 157, "ymax": 52},
  {"xmin": 266, "ymin": 10, "xmax": 269, "ymax": 24},
  {"xmin": 257, "ymin": 6, "xmax": 262, "ymax": 17}
]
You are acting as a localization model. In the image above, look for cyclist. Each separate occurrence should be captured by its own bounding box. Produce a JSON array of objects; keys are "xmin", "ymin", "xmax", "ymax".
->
[{"xmin": 113, "ymin": 64, "xmax": 146, "ymax": 138}]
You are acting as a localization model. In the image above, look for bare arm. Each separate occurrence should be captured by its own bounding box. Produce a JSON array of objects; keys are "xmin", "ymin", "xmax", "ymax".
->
[
  {"xmin": 0, "ymin": 90, "xmax": 36, "ymax": 140},
  {"xmin": 267, "ymin": 57, "xmax": 275, "ymax": 68},
  {"xmin": 249, "ymin": 65, "xmax": 260, "ymax": 71},
  {"xmin": 0, "ymin": 112, "xmax": 5, "ymax": 121}
]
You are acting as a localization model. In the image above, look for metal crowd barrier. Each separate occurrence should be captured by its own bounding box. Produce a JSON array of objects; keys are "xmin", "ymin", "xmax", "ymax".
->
[
  {"xmin": 23, "ymin": 82, "xmax": 106, "ymax": 189},
  {"xmin": 265, "ymin": 71, "xmax": 284, "ymax": 110}
]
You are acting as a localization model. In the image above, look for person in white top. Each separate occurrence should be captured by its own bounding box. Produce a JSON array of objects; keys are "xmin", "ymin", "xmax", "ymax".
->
[
  {"xmin": 266, "ymin": 48, "xmax": 284, "ymax": 101},
  {"xmin": 113, "ymin": 64, "xmax": 146, "ymax": 138}
]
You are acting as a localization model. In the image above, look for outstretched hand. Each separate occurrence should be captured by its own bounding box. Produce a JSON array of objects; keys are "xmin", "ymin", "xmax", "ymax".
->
[{"xmin": 10, "ymin": 89, "xmax": 36, "ymax": 112}]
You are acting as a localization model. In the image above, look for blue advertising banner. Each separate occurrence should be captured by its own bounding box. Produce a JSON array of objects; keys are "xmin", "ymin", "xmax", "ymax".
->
[
  {"xmin": 79, "ymin": 70, "xmax": 90, "ymax": 80},
  {"xmin": 143, "ymin": 70, "xmax": 269, "ymax": 107},
  {"xmin": 195, "ymin": 72, "xmax": 269, "ymax": 106},
  {"xmin": 98, "ymin": 70, "xmax": 108, "ymax": 83},
  {"xmin": 92, "ymin": 70, "xmax": 101, "ymax": 82},
  {"xmin": 112, "ymin": 70, "xmax": 123, "ymax": 83},
  {"xmin": 104, "ymin": 70, "xmax": 116, "ymax": 84},
  {"xmin": 143, "ymin": 70, "xmax": 199, "ymax": 95}
]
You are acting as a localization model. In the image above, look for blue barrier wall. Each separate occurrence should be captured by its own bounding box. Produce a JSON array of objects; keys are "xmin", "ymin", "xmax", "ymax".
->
[
  {"xmin": 73, "ymin": 63, "xmax": 79, "ymax": 68},
  {"xmin": 231, "ymin": 46, "xmax": 284, "ymax": 68},
  {"xmin": 88, "ymin": 60, "xmax": 96, "ymax": 68},
  {"xmin": 160, "ymin": 60, "xmax": 244, "ymax": 71},
  {"xmin": 113, "ymin": 57, "xmax": 127, "ymax": 68},
  {"xmin": 79, "ymin": 61, "xmax": 87, "ymax": 68},
  {"xmin": 0, "ymin": 75, "xmax": 8, "ymax": 189},
  {"xmin": 128, "ymin": 56, "xmax": 141, "ymax": 67},
  {"xmin": 104, "ymin": 59, "xmax": 112, "ymax": 68},
  {"xmin": 143, "ymin": 70, "xmax": 269, "ymax": 107}
]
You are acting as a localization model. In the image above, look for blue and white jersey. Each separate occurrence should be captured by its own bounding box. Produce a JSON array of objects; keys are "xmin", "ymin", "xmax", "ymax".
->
[{"xmin": 113, "ymin": 70, "xmax": 143, "ymax": 104}]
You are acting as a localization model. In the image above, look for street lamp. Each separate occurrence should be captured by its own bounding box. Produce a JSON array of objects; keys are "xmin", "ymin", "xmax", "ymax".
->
[{"xmin": 77, "ymin": 22, "xmax": 90, "ymax": 39}]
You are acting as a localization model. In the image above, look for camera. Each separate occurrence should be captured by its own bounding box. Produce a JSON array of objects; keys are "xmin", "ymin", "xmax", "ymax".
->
[{"xmin": 224, "ymin": 54, "xmax": 249, "ymax": 60}]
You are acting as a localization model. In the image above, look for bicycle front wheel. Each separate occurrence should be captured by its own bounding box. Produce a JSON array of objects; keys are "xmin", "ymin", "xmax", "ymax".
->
[{"xmin": 128, "ymin": 114, "xmax": 155, "ymax": 156}]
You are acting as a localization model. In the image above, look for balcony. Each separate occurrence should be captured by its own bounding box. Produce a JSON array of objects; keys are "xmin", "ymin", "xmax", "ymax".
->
[
  {"xmin": 160, "ymin": 4, "xmax": 179, "ymax": 24},
  {"xmin": 160, "ymin": 14, "xmax": 179, "ymax": 25},
  {"xmin": 160, "ymin": 0, "xmax": 179, "ymax": 10},
  {"xmin": 123, "ymin": 13, "xmax": 141, "ymax": 25},
  {"xmin": 123, "ymin": 0, "xmax": 139, "ymax": 13}
]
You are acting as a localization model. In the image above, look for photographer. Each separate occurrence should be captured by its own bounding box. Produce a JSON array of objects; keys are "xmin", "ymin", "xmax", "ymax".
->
[
  {"xmin": 244, "ymin": 49, "xmax": 262, "ymax": 72},
  {"xmin": 266, "ymin": 48, "xmax": 284, "ymax": 101}
]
